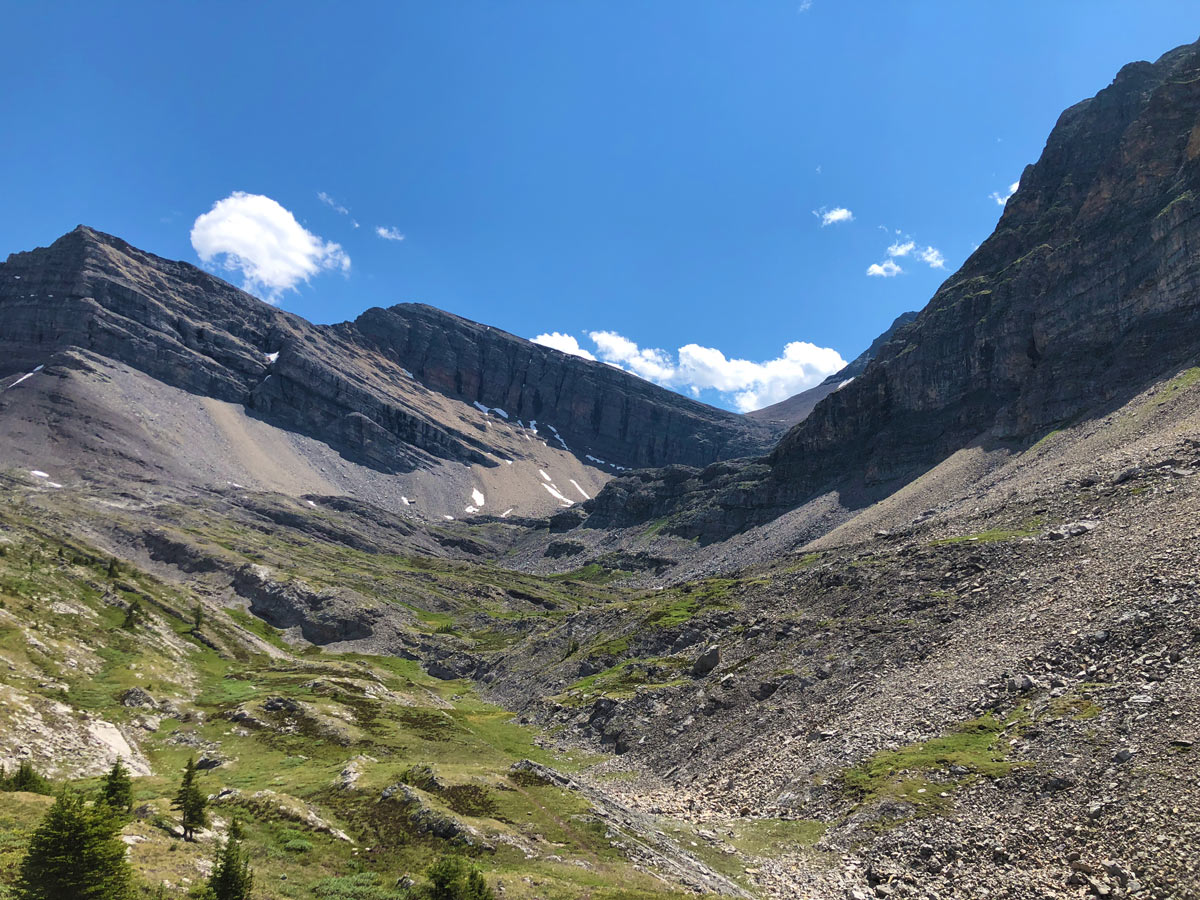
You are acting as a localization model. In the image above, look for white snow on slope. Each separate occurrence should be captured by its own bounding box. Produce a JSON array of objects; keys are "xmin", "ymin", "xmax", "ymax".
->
[
  {"xmin": 539, "ymin": 470, "xmax": 552, "ymax": 482},
  {"xmin": 471, "ymin": 488, "xmax": 485, "ymax": 506},
  {"xmin": 569, "ymin": 479, "xmax": 591, "ymax": 500},
  {"xmin": 30, "ymin": 471, "xmax": 49, "ymax": 478},
  {"xmin": 541, "ymin": 483, "xmax": 574, "ymax": 506},
  {"xmin": 473, "ymin": 401, "xmax": 511, "ymax": 420},
  {"xmin": 3, "ymin": 365, "xmax": 44, "ymax": 392},
  {"xmin": 545, "ymin": 423, "xmax": 569, "ymax": 450}
]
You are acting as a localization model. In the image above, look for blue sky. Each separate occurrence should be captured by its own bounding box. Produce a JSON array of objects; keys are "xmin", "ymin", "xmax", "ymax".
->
[{"xmin": 4, "ymin": 2, "xmax": 1199, "ymax": 411}]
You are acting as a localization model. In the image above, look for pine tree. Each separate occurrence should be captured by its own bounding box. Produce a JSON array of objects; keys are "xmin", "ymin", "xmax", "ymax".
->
[
  {"xmin": 121, "ymin": 600, "xmax": 142, "ymax": 630},
  {"xmin": 425, "ymin": 857, "xmax": 467, "ymax": 900},
  {"xmin": 171, "ymin": 757, "xmax": 208, "ymax": 841},
  {"xmin": 421, "ymin": 857, "xmax": 495, "ymax": 900},
  {"xmin": 15, "ymin": 788, "xmax": 134, "ymax": 900},
  {"xmin": 463, "ymin": 868, "xmax": 494, "ymax": 900},
  {"xmin": 192, "ymin": 604, "xmax": 204, "ymax": 631},
  {"xmin": 1, "ymin": 759, "xmax": 53, "ymax": 795},
  {"xmin": 207, "ymin": 818, "xmax": 253, "ymax": 900},
  {"xmin": 99, "ymin": 759, "xmax": 133, "ymax": 816}
]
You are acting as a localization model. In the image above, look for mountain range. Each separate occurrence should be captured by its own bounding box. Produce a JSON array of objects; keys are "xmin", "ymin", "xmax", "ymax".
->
[{"xmin": 1, "ymin": 35, "xmax": 1199, "ymax": 900}]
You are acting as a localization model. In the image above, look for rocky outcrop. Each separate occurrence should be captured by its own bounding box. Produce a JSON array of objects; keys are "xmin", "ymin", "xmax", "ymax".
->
[
  {"xmin": 773, "ymin": 39, "xmax": 1200, "ymax": 490},
  {"xmin": 352, "ymin": 303, "xmax": 782, "ymax": 469},
  {"xmin": 0, "ymin": 228, "xmax": 782, "ymax": 476}
]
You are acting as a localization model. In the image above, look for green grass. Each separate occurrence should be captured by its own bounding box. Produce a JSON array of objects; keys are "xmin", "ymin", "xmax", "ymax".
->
[
  {"xmin": 1150, "ymin": 366, "xmax": 1200, "ymax": 410},
  {"xmin": 560, "ymin": 657, "xmax": 689, "ymax": 704},
  {"xmin": 929, "ymin": 515, "xmax": 1045, "ymax": 546},
  {"xmin": 728, "ymin": 818, "xmax": 826, "ymax": 855},
  {"xmin": 841, "ymin": 713, "xmax": 1024, "ymax": 811}
]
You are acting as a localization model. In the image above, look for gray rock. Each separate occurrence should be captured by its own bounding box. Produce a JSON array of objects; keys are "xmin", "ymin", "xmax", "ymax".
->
[{"xmin": 691, "ymin": 645, "xmax": 720, "ymax": 677}]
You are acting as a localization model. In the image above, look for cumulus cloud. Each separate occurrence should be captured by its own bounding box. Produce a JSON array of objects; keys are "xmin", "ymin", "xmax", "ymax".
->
[
  {"xmin": 532, "ymin": 332, "xmax": 596, "ymax": 360},
  {"xmin": 536, "ymin": 330, "xmax": 847, "ymax": 412},
  {"xmin": 191, "ymin": 192, "xmax": 350, "ymax": 303},
  {"xmin": 376, "ymin": 225, "xmax": 406, "ymax": 241},
  {"xmin": 867, "ymin": 260, "xmax": 902, "ymax": 277},
  {"xmin": 814, "ymin": 206, "xmax": 854, "ymax": 226},
  {"xmin": 917, "ymin": 246, "xmax": 946, "ymax": 268},
  {"xmin": 869, "ymin": 236, "xmax": 945, "ymax": 276},
  {"xmin": 990, "ymin": 181, "xmax": 1019, "ymax": 206}
]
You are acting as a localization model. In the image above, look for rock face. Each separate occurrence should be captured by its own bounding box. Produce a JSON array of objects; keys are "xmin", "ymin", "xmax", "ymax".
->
[
  {"xmin": 583, "ymin": 37, "xmax": 1200, "ymax": 540},
  {"xmin": 746, "ymin": 311, "xmax": 917, "ymax": 428},
  {"xmin": 773, "ymin": 39, "xmax": 1200, "ymax": 490},
  {"xmin": 0, "ymin": 227, "xmax": 782, "ymax": 475},
  {"xmin": 351, "ymin": 303, "xmax": 781, "ymax": 469}
]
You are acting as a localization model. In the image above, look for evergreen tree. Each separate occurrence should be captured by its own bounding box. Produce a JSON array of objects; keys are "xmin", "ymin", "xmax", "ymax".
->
[
  {"xmin": 15, "ymin": 789, "xmax": 134, "ymax": 900},
  {"xmin": 1, "ymin": 760, "xmax": 53, "ymax": 795},
  {"xmin": 192, "ymin": 604, "xmax": 204, "ymax": 631},
  {"xmin": 171, "ymin": 757, "xmax": 208, "ymax": 841},
  {"xmin": 463, "ymin": 868, "xmax": 493, "ymax": 900},
  {"xmin": 207, "ymin": 818, "xmax": 253, "ymax": 900},
  {"xmin": 421, "ymin": 857, "xmax": 495, "ymax": 900},
  {"xmin": 99, "ymin": 759, "xmax": 133, "ymax": 816},
  {"xmin": 121, "ymin": 600, "xmax": 142, "ymax": 630}
]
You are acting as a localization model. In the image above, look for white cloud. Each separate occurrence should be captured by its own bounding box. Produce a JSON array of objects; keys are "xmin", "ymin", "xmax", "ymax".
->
[
  {"xmin": 867, "ymin": 260, "xmax": 903, "ymax": 277},
  {"xmin": 576, "ymin": 330, "xmax": 844, "ymax": 412},
  {"xmin": 318, "ymin": 191, "xmax": 360, "ymax": 228},
  {"xmin": 191, "ymin": 192, "xmax": 350, "ymax": 303},
  {"xmin": 317, "ymin": 191, "xmax": 348, "ymax": 215},
  {"xmin": 990, "ymin": 181, "xmax": 1019, "ymax": 206},
  {"xmin": 814, "ymin": 206, "xmax": 854, "ymax": 227},
  {"xmin": 376, "ymin": 225, "xmax": 406, "ymax": 241},
  {"xmin": 590, "ymin": 331, "xmax": 678, "ymax": 382},
  {"xmin": 871, "ymin": 237, "xmax": 945, "ymax": 276},
  {"xmin": 533, "ymin": 332, "xmax": 595, "ymax": 360},
  {"xmin": 917, "ymin": 246, "xmax": 946, "ymax": 268},
  {"xmin": 797, "ymin": 0, "xmax": 813, "ymax": 11}
]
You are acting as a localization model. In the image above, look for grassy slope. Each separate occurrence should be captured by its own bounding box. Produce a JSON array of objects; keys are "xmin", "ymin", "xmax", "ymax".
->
[{"xmin": 0, "ymin": 497, "xmax": 698, "ymax": 900}]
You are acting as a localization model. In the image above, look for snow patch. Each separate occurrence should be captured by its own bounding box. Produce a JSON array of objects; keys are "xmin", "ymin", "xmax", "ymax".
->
[
  {"xmin": 541, "ymin": 483, "xmax": 574, "ymax": 506},
  {"xmin": 500, "ymin": 508, "xmax": 514, "ymax": 518},
  {"xmin": 539, "ymin": 470, "xmax": 552, "ymax": 482},
  {"xmin": 306, "ymin": 500, "xmax": 317, "ymax": 508},
  {"xmin": 471, "ymin": 489, "xmax": 485, "ymax": 506},
  {"xmin": 30, "ymin": 471, "xmax": 49, "ymax": 479},
  {"xmin": 443, "ymin": 515, "xmax": 455, "ymax": 521},
  {"xmin": 3, "ymin": 365, "xmax": 44, "ymax": 392},
  {"xmin": 401, "ymin": 368, "xmax": 413, "ymax": 378},
  {"xmin": 584, "ymin": 453, "xmax": 627, "ymax": 472},
  {"xmin": 836, "ymin": 377, "xmax": 855, "ymax": 390},
  {"xmin": 464, "ymin": 506, "xmax": 479, "ymax": 514},
  {"xmin": 544, "ymin": 423, "xmax": 569, "ymax": 450},
  {"xmin": 569, "ymin": 479, "xmax": 591, "ymax": 500},
  {"xmin": 265, "ymin": 351, "xmax": 280, "ymax": 364},
  {"xmin": 473, "ymin": 401, "xmax": 511, "ymax": 420},
  {"xmin": 400, "ymin": 496, "xmax": 411, "ymax": 506}
]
